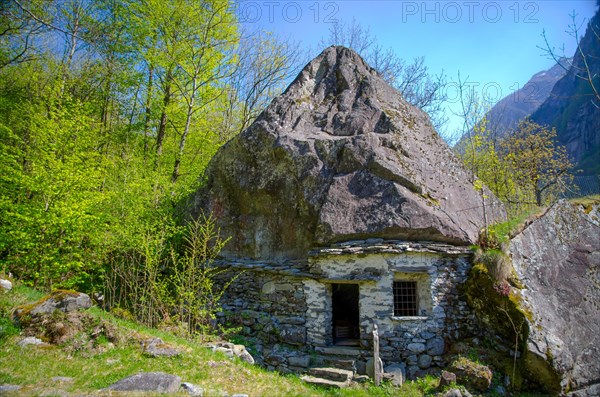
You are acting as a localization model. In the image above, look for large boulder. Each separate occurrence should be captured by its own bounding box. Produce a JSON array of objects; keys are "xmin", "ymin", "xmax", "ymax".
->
[
  {"xmin": 510, "ymin": 199, "xmax": 600, "ymax": 395},
  {"xmin": 188, "ymin": 46, "xmax": 504, "ymax": 260},
  {"xmin": 13, "ymin": 290, "xmax": 121, "ymax": 348},
  {"xmin": 16, "ymin": 290, "xmax": 92, "ymax": 317}
]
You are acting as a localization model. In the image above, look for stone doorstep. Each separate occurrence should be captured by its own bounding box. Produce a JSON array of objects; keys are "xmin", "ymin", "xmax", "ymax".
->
[
  {"xmin": 300, "ymin": 375, "xmax": 349, "ymax": 389},
  {"xmin": 308, "ymin": 367, "xmax": 354, "ymax": 383},
  {"xmin": 321, "ymin": 357, "xmax": 356, "ymax": 372},
  {"xmin": 315, "ymin": 346, "xmax": 362, "ymax": 357}
]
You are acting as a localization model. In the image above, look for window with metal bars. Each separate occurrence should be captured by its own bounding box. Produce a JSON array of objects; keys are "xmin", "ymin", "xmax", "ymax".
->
[{"xmin": 393, "ymin": 281, "xmax": 418, "ymax": 316}]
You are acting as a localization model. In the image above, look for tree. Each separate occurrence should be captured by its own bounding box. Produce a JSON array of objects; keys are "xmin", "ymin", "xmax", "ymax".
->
[
  {"xmin": 221, "ymin": 29, "xmax": 304, "ymax": 138},
  {"xmin": 321, "ymin": 18, "xmax": 448, "ymax": 131},
  {"xmin": 0, "ymin": 0, "xmax": 243, "ymax": 293},
  {"xmin": 166, "ymin": 1, "xmax": 237, "ymax": 182},
  {"xmin": 0, "ymin": 85, "xmax": 108, "ymax": 290},
  {"xmin": 539, "ymin": 7, "xmax": 600, "ymax": 107},
  {"xmin": 0, "ymin": 0, "xmax": 46, "ymax": 68},
  {"xmin": 452, "ymin": 75, "xmax": 493, "ymax": 230},
  {"xmin": 501, "ymin": 120, "xmax": 573, "ymax": 206},
  {"xmin": 460, "ymin": 117, "xmax": 574, "ymax": 216}
]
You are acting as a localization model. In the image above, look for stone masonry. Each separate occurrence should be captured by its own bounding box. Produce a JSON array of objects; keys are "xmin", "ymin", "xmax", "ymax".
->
[{"xmin": 215, "ymin": 240, "xmax": 481, "ymax": 378}]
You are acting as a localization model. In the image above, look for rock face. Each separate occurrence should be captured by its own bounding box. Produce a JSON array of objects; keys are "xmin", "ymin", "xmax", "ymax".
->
[
  {"xmin": 510, "ymin": 200, "xmax": 600, "ymax": 395},
  {"xmin": 189, "ymin": 46, "xmax": 504, "ymax": 260},
  {"xmin": 484, "ymin": 60, "xmax": 569, "ymax": 134}
]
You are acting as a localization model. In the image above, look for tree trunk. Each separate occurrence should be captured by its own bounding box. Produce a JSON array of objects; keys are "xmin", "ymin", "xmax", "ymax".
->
[
  {"xmin": 171, "ymin": 78, "xmax": 196, "ymax": 183},
  {"xmin": 143, "ymin": 65, "xmax": 154, "ymax": 159},
  {"xmin": 156, "ymin": 68, "xmax": 173, "ymax": 163}
]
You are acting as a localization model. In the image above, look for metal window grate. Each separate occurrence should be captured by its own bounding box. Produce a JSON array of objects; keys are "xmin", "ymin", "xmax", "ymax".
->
[{"xmin": 393, "ymin": 281, "xmax": 418, "ymax": 316}]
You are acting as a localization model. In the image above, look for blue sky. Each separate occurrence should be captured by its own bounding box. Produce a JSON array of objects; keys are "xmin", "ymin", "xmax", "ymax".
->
[{"xmin": 235, "ymin": 0, "xmax": 598, "ymax": 139}]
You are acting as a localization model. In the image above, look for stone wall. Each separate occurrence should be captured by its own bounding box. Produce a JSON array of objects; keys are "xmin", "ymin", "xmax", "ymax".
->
[{"xmin": 215, "ymin": 240, "xmax": 481, "ymax": 377}]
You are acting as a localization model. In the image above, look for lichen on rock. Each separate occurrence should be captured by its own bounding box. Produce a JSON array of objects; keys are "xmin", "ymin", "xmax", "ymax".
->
[{"xmin": 510, "ymin": 200, "xmax": 600, "ymax": 396}]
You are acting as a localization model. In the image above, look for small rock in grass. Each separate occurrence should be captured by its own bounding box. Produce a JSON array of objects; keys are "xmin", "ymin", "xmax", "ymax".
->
[
  {"xmin": 0, "ymin": 385, "xmax": 21, "ymax": 393},
  {"xmin": 0, "ymin": 279, "xmax": 12, "ymax": 291},
  {"xmin": 142, "ymin": 337, "xmax": 181, "ymax": 358},
  {"xmin": 439, "ymin": 370, "xmax": 457, "ymax": 387},
  {"xmin": 353, "ymin": 375, "xmax": 370, "ymax": 383},
  {"xmin": 107, "ymin": 372, "xmax": 181, "ymax": 393},
  {"xmin": 443, "ymin": 389, "xmax": 462, "ymax": 397},
  {"xmin": 181, "ymin": 382, "xmax": 204, "ymax": 396},
  {"xmin": 17, "ymin": 336, "xmax": 47, "ymax": 347},
  {"xmin": 51, "ymin": 376, "xmax": 74, "ymax": 383}
]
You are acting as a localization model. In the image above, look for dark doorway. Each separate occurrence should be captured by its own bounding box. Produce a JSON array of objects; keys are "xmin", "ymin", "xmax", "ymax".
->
[{"xmin": 331, "ymin": 283, "xmax": 360, "ymax": 345}]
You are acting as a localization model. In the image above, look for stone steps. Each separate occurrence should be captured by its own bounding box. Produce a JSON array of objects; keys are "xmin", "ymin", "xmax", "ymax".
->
[
  {"xmin": 301, "ymin": 367, "xmax": 354, "ymax": 389},
  {"xmin": 314, "ymin": 346, "xmax": 364, "ymax": 374},
  {"xmin": 300, "ymin": 375, "xmax": 348, "ymax": 389},
  {"xmin": 322, "ymin": 358, "xmax": 356, "ymax": 372},
  {"xmin": 308, "ymin": 367, "xmax": 353, "ymax": 383},
  {"xmin": 314, "ymin": 346, "xmax": 362, "ymax": 357}
]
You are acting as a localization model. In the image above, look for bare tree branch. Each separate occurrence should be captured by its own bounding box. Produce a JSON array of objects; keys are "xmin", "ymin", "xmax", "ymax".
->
[{"xmin": 11, "ymin": 0, "xmax": 88, "ymax": 42}]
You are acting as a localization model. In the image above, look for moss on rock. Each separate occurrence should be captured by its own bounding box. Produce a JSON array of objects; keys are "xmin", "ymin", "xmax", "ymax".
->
[
  {"xmin": 448, "ymin": 356, "xmax": 493, "ymax": 391},
  {"xmin": 462, "ymin": 244, "xmax": 561, "ymax": 393}
]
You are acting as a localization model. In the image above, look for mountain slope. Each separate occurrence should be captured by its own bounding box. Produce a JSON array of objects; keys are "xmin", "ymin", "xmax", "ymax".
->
[
  {"xmin": 485, "ymin": 60, "xmax": 569, "ymax": 135},
  {"xmin": 531, "ymin": 8, "xmax": 600, "ymax": 175},
  {"xmin": 454, "ymin": 61, "xmax": 569, "ymax": 153}
]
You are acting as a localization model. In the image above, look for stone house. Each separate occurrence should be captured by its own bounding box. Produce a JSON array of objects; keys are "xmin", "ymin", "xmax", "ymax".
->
[
  {"xmin": 190, "ymin": 46, "xmax": 504, "ymax": 376},
  {"xmin": 216, "ymin": 240, "xmax": 479, "ymax": 377}
]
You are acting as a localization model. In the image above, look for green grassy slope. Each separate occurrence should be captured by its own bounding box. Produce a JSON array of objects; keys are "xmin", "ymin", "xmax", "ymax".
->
[{"xmin": 0, "ymin": 284, "xmax": 434, "ymax": 397}]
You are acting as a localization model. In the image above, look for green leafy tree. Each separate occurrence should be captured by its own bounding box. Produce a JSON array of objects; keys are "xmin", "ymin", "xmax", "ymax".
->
[
  {"xmin": 0, "ymin": 83, "xmax": 108, "ymax": 290},
  {"xmin": 501, "ymin": 120, "xmax": 574, "ymax": 206},
  {"xmin": 461, "ymin": 117, "xmax": 574, "ymax": 216}
]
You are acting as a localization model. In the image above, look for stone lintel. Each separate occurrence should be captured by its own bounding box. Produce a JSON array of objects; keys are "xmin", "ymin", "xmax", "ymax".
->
[
  {"xmin": 391, "ymin": 265, "xmax": 435, "ymax": 273},
  {"xmin": 391, "ymin": 316, "xmax": 430, "ymax": 322},
  {"xmin": 317, "ymin": 277, "xmax": 376, "ymax": 284}
]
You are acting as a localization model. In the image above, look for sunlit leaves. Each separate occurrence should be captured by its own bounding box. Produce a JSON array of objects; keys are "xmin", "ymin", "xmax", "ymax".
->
[{"xmin": 461, "ymin": 118, "xmax": 574, "ymax": 216}]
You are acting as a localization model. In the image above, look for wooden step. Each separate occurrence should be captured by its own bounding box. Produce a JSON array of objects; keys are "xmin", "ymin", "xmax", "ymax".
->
[
  {"xmin": 308, "ymin": 367, "xmax": 353, "ymax": 383},
  {"xmin": 300, "ymin": 375, "xmax": 349, "ymax": 389}
]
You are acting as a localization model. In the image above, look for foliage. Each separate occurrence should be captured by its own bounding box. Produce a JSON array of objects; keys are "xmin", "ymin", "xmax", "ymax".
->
[
  {"xmin": 501, "ymin": 120, "xmax": 574, "ymax": 206},
  {"xmin": 461, "ymin": 118, "xmax": 574, "ymax": 217},
  {"xmin": 0, "ymin": 83, "xmax": 109, "ymax": 291},
  {"xmin": 0, "ymin": 0, "xmax": 293, "ymax": 297},
  {"xmin": 479, "ymin": 208, "xmax": 541, "ymax": 250},
  {"xmin": 570, "ymin": 194, "xmax": 600, "ymax": 209},
  {"xmin": 103, "ymin": 214, "xmax": 235, "ymax": 338},
  {"xmin": 462, "ymin": 261, "xmax": 530, "ymax": 390}
]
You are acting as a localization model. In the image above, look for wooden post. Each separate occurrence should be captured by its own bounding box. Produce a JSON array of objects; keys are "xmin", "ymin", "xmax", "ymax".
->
[{"xmin": 373, "ymin": 323, "xmax": 382, "ymax": 386}]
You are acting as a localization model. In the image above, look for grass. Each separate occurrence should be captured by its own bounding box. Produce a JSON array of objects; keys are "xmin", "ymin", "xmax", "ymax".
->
[
  {"xmin": 476, "ymin": 206, "xmax": 545, "ymax": 251},
  {"xmin": 570, "ymin": 194, "xmax": 600, "ymax": 210},
  {"xmin": 0, "ymin": 284, "xmax": 442, "ymax": 397}
]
